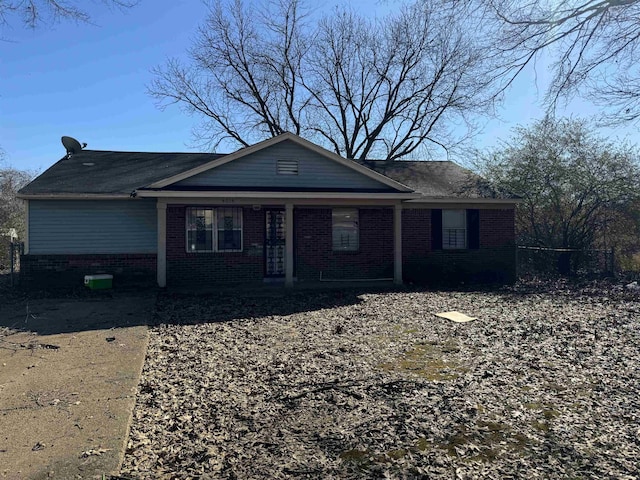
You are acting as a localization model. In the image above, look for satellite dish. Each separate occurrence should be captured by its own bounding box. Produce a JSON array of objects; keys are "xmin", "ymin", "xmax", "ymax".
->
[{"xmin": 61, "ymin": 136, "xmax": 83, "ymax": 156}]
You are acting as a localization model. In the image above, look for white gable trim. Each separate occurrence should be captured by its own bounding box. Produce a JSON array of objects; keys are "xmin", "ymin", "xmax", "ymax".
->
[{"xmin": 147, "ymin": 133, "xmax": 413, "ymax": 192}]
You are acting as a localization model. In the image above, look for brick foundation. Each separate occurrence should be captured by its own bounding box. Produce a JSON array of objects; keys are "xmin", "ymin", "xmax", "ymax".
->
[
  {"xmin": 19, "ymin": 254, "xmax": 157, "ymax": 289},
  {"xmin": 403, "ymin": 247, "xmax": 517, "ymax": 284}
]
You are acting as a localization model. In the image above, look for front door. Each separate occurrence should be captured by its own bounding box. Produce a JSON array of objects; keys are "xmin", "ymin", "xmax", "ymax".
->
[{"xmin": 265, "ymin": 209, "xmax": 286, "ymax": 277}]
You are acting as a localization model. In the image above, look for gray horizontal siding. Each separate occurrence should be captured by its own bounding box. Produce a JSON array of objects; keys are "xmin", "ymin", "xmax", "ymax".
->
[
  {"xmin": 29, "ymin": 200, "xmax": 157, "ymax": 254},
  {"xmin": 175, "ymin": 140, "xmax": 390, "ymax": 190}
]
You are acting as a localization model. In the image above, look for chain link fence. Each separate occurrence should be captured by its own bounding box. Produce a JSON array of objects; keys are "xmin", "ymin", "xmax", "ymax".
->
[
  {"xmin": 517, "ymin": 245, "xmax": 616, "ymax": 277},
  {"xmin": 1, "ymin": 237, "xmax": 23, "ymax": 287}
]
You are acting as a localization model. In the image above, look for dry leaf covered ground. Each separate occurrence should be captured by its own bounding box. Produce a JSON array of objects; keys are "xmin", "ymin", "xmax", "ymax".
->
[{"xmin": 121, "ymin": 281, "xmax": 640, "ymax": 479}]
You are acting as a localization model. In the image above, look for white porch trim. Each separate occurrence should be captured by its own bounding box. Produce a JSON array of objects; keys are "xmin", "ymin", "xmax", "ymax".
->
[
  {"xmin": 394, "ymin": 203, "xmax": 402, "ymax": 285},
  {"xmin": 136, "ymin": 190, "xmax": 419, "ymax": 200},
  {"xmin": 157, "ymin": 200, "xmax": 167, "ymax": 288},
  {"xmin": 285, "ymin": 203, "xmax": 294, "ymax": 287},
  {"xmin": 136, "ymin": 196, "xmax": 412, "ymax": 207}
]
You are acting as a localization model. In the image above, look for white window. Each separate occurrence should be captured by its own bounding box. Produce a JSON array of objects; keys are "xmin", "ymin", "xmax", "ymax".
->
[
  {"xmin": 443, "ymin": 209, "xmax": 466, "ymax": 249},
  {"xmin": 186, "ymin": 207, "xmax": 243, "ymax": 252},
  {"xmin": 277, "ymin": 159, "xmax": 298, "ymax": 175},
  {"xmin": 332, "ymin": 209, "xmax": 359, "ymax": 251}
]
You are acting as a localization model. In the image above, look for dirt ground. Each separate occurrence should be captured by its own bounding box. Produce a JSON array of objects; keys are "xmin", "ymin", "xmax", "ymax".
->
[
  {"xmin": 0, "ymin": 291, "xmax": 154, "ymax": 480},
  {"xmin": 121, "ymin": 281, "xmax": 640, "ymax": 479}
]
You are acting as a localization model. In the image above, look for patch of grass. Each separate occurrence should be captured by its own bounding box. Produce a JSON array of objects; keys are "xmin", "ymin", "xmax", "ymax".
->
[
  {"xmin": 339, "ymin": 449, "xmax": 369, "ymax": 463},
  {"xmin": 338, "ymin": 447, "xmax": 408, "ymax": 469},
  {"xmin": 415, "ymin": 437, "xmax": 431, "ymax": 452},
  {"xmin": 379, "ymin": 340, "xmax": 467, "ymax": 381},
  {"xmin": 385, "ymin": 449, "xmax": 408, "ymax": 460},
  {"xmin": 523, "ymin": 401, "xmax": 561, "ymax": 421},
  {"xmin": 433, "ymin": 420, "xmax": 532, "ymax": 462},
  {"xmin": 531, "ymin": 420, "xmax": 550, "ymax": 432},
  {"xmin": 546, "ymin": 382, "xmax": 567, "ymax": 392}
]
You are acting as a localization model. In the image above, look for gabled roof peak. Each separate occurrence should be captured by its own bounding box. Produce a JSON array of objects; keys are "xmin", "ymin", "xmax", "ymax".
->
[{"xmin": 147, "ymin": 132, "xmax": 414, "ymax": 193}]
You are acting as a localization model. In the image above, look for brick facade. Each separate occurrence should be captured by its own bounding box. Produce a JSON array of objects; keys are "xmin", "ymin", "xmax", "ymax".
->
[
  {"xmin": 402, "ymin": 208, "xmax": 432, "ymax": 260},
  {"xmin": 402, "ymin": 208, "xmax": 516, "ymax": 284},
  {"xmin": 479, "ymin": 208, "xmax": 516, "ymax": 247},
  {"xmin": 19, "ymin": 253, "xmax": 156, "ymax": 289},
  {"xmin": 20, "ymin": 206, "xmax": 517, "ymax": 288},
  {"xmin": 166, "ymin": 205, "xmax": 264, "ymax": 286},
  {"xmin": 295, "ymin": 208, "xmax": 394, "ymax": 281},
  {"xmin": 167, "ymin": 205, "xmax": 395, "ymax": 285}
]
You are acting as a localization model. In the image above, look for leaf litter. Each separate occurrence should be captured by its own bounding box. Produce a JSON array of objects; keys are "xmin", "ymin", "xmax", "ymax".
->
[{"xmin": 120, "ymin": 280, "xmax": 640, "ymax": 479}]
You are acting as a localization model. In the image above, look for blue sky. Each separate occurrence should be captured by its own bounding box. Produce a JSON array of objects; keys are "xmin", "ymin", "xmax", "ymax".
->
[{"xmin": 1, "ymin": 0, "xmax": 636, "ymax": 173}]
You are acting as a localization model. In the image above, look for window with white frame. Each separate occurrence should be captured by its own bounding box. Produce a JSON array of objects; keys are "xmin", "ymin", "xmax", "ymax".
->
[
  {"xmin": 332, "ymin": 208, "xmax": 359, "ymax": 251},
  {"xmin": 442, "ymin": 209, "xmax": 466, "ymax": 249},
  {"xmin": 186, "ymin": 207, "xmax": 242, "ymax": 252}
]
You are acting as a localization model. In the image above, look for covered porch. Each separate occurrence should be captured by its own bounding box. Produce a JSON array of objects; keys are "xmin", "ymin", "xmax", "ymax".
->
[{"xmin": 148, "ymin": 194, "xmax": 410, "ymax": 288}]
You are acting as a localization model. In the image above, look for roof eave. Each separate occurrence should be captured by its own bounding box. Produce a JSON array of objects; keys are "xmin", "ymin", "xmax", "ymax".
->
[
  {"xmin": 16, "ymin": 193, "xmax": 132, "ymax": 200},
  {"xmin": 136, "ymin": 190, "xmax": 421, "ymax": 200},
  {"xmin": 405, "ymin": 197, "xmax": 521, "ymax": 204}
]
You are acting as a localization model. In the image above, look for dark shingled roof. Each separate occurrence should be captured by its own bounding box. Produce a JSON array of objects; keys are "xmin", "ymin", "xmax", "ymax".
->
[
  {"xmin": 361, "ymin": 160, "xmax": 518, "ymax": 200},
  {"xmin": 19, "ymin": 149, "xmax": 517, "ymax": 200},
  {"xmin": 19, "ymin": 150, "xmax": 225, "ymax": 195}
]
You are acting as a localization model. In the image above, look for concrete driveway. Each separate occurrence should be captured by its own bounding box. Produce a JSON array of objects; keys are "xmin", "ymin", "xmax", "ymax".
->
[{"xmin": 0, "ymin": 291, "xmax": 154, "ymax": 480}]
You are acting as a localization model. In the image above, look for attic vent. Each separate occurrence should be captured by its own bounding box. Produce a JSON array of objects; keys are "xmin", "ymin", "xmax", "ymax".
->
[{"xmin": 277, "ymin": 159, "xmax": 298, "ymax": 175}]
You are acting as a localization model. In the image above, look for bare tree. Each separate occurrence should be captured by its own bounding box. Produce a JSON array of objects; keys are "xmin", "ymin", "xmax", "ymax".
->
[
  {"xmin": 485, "ymin": 0, "xmax": 640, "ymax": 124},
  {"xmin": 0, "ymin": 0, "xmax": 138, "ymax": 31},
  {"xmin": 151, "ymin": 0, "xmax": 310, "ymax": 150},
  {"xmin": 149, "ymin": 0, "xmax": 503, "ymax": 160},
  {"xmin": 0, "ymin": 166, "xmax": 32, "ymax": 236}
]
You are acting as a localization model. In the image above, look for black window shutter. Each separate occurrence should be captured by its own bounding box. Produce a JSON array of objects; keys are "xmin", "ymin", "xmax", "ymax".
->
[
  {"xmin": 467, "ymin": 209, "xmax": 480, "ymax": 249},
  {"xmin": 431, "ymin": 209, "xmax": 442, "ymax": 250}
]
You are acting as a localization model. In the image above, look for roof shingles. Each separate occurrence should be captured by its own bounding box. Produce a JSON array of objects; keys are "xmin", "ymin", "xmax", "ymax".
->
[
  {"xmin": 19, "ymin": 149, "xmax": 516, "ymax": 200},
  {"xmin": 19, "ymin": 150, "xmax": 225, "ymax": 195},
  {"xmin": 362, "ymin": 160, "xmax": 516, "ymax": 200}
]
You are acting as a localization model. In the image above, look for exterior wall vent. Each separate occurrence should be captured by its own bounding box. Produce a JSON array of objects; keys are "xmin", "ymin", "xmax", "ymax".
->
[{"xmin": 277, "ymin": 159, "xmax": 299, "ymax": 175}]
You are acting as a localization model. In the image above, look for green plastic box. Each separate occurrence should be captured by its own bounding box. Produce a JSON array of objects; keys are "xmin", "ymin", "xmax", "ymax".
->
[{"xmin": 84, "ymin": 274, "xmax": 113, "ymax": 290}]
